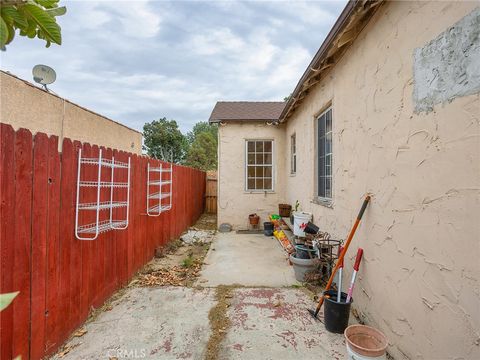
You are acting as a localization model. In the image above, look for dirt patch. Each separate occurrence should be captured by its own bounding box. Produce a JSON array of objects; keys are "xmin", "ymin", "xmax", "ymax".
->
[
  {"xmin": 193, "ymin": 213, "xmax": 217, "ymax": 230},
  {"xmin": 205, "ymin": 285, "xmax": 235, "ymax": 360},
  {"xmin": 130, "ymin": 241, "xmax": 211, "ymax": 288}
]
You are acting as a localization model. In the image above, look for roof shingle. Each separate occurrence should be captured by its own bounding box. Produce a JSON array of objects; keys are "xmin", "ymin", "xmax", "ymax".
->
[{"xmin": 209, "ymin": 101, "xmax": 285, "ymax": 123}]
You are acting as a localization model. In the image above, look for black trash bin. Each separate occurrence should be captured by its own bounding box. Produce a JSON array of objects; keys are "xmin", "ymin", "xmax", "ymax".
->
[
  {"xmin": 263, "ymin": 222, "xmax": 274, "ymax": 236},
  {"xmin": 323, "ymin": 290, "xmax": 352, "ymax": 334}
]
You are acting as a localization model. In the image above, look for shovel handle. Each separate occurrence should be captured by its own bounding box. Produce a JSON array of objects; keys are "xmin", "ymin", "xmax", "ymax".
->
[{"xmin": 313, "ymin": 195, "xmax": 370, "ymax": 316}]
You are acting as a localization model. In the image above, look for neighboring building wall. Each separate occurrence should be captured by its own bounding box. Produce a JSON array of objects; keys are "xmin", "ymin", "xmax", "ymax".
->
[
  {"xmin": 0, "ymin": 71, "xmax": 142, "ymax": 153},
  {"xmin": 217, "ymin": 121, "xmax": 286, "ymax": 228},
  {"xmin": 285, "ymin": 2, "xmax": 479, "ymax": 359}
]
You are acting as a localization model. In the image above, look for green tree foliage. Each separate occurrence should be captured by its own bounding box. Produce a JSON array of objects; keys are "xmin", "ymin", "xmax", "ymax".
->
[
  {"xmin": 185, "ymin": 132, "xmax": 217, "ymax": 171},
  {"xmin": 186, "ymin": 121, "xmax": 218, "ymax": 144},
  {"xmin": 143, "ymin": 118, "xmax": 188, "ymax": 163},
  {"xmin": 0, "ymin": 0, "xmax": 66, "ymax": 49}
]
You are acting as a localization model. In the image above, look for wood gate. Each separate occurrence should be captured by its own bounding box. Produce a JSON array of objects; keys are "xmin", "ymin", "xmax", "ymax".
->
[{"xmin": 205, "ymin": 171, "xmax": 217, "ymax": 214}]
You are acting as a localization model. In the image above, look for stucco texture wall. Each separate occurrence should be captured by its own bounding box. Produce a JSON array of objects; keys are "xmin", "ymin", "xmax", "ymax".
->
[
  {"xmin": 0, "ymin": 71, "xmax": 142, "ymax": 153},
  {"xmin": 284, "ymin": 2, "xmax": 479, "ymax": 359},
  {"xmin": 217, "ymin": 121, "xmax": 286, "ymax": 229}
]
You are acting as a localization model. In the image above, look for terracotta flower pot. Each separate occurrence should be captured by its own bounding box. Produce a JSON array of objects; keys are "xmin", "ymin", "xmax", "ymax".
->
[{"xmin": 249, "ymin": 213, "xmax": 260, "ymax": 225}]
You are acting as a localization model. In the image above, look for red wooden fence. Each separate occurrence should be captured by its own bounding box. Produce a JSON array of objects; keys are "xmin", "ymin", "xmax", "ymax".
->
[{"xmin": 0, "ymin": 124, "xmax": 206, "ymax": 360}]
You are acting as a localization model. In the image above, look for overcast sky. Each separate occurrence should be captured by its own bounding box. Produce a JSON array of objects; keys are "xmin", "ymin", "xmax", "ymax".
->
[{"xmin": 1, "ymin": 0, "xmax": 347, "ymax": 133}]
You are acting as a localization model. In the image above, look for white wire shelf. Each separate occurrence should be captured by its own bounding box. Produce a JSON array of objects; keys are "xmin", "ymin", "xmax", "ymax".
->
[
  {"xmin": 79, "ymin": 181, "xmax": 129, "ymax": 188},
  {"xmin": 75, "ymin": 148, "xmax": 131, "ymax": 240},
  {"xmin": 148, "ymin": 167, "xmax": 172, "ymax": 173},
  {"xmin": 148, "ymin": 205, "xmax": 172, "ymax": 213},
  {"xmin": 146, "ymin": 162, "xmax": 173, "ymax": 217},
  {"xmin": 148, "ymin": 180, "xmax": 172, "ymax": 186},
  {"xmin": 78, "ymin": 201, "xmax": 127, "ymax": 211},
  {"xmin": 80, "ymin": 157, "xmax": 129, "ymax": 169},
  {"xmin": 77, "ymin": 219, "xmax": 128, "ymax": 234},
  {"xmin": 147, "ymin": 192, "xmax": 171, "ymax": 200}
]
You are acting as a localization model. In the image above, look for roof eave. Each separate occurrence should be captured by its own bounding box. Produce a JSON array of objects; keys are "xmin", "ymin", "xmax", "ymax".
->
[
  {"xmin": 279, "ymin": 0, "xmax": 384, "ymax": 122},
  {"xmin": 209, "ymin": 118, "xmax": 279, "ymax": 123}
]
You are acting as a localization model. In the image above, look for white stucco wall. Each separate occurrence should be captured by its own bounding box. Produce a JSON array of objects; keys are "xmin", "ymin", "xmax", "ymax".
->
[
  {"xmin": 217, "ymin": 121, "xmax": 286, "ymax": 229},
  {"xmin": 284, "ymin": 2, "xmax": 479, "ymax": 359}
]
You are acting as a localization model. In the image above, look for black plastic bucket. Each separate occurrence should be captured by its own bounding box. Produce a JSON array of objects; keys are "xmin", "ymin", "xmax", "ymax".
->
[
  {"xmin": 304, "ymin": 221, "xmax": 320, "ymax": 234},
  {"xmin": 323, "ymin": 290, "xmax": 351, "ymax": 334},
  {"xmin": 264, "ymin": 222, "xmax": 274, "ymax": 236}
]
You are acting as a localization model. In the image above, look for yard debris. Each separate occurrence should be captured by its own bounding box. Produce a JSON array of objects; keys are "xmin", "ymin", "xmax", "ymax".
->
[
  {"xmin": 57, "ymin": 343, "xmax": 80, "ymax": 357},
  {"xmin": 180, "ymin": 229, "xmax": 215, "ymax": 244},
  {"xmin": 73, "ymin": 327, "xmax": 87, "ymax": 337},
  {"xmin": 137, "ymin": 264, "xmax": 202, "ymax": 287}
]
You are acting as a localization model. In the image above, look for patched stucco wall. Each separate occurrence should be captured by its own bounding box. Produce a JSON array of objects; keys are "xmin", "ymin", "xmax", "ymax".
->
[
  {"xmin": 0, "ymin": 71, "xmax": 142, "ymax": 153},
  {"xmin": 284, "ymin": 2, "xmax": 479, "ymax": 359},
  {"xmin": 217, "ymin": 121, "xmax": 286, "ymax": 229}
]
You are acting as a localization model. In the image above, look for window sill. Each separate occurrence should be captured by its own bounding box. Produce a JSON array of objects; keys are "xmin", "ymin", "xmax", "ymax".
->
[
  {"xmin": 245, "ymin": 191, "xmax": 276, "ymax": 194},
  {"xmin": 311, "ymin": 198, "xmax": 333, "ymax": 209}
]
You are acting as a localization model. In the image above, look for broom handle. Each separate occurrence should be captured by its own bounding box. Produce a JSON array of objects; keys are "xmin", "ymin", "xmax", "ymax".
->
[{"xmin": 314, "ymin": 195, "xmax": 370, "ymax": 315}]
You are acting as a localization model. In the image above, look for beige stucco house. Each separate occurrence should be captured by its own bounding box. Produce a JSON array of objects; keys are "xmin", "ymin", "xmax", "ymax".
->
[
  {"xmin": 210, "ymin": 1, "xmax": 480, "ymax": 359},
  {"xmin": 0, "ymin": 71, "xmax": 143, "ymax": 153}
]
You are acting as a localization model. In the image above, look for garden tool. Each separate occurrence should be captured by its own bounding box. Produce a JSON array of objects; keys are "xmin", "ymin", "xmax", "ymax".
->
[
  {"xmin": 346, "ymin": 248, "xmax": 364, "ymax": 303},
  {"xmin": 337, "ymin": 246, "xmax": 344, "ymax": 302},
  {"xmin": 308, "ymin": 195, "xmax": 370, "ymax": 320}
]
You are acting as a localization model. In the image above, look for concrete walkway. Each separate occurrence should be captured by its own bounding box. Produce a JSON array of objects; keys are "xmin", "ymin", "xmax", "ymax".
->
[
  {"xmin": 54, "ymin": 287, "xmax": 215, "ymax": 360},
  {"xmin": 198, "ymin": 233, "xmax": 299, "ymax": 287},
  {"xmin": 220, "ymin": 288, "xmax": 346, "ymax": 360},
  {"xmin": 53, "ymin": 232, "xmax": 348, "ymax": 360}
]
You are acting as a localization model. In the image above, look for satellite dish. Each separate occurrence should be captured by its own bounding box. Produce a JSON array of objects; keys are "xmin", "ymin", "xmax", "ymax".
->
[{"xmin": 32, "ymin": 64, "xmax": 56, "ymax": 90}]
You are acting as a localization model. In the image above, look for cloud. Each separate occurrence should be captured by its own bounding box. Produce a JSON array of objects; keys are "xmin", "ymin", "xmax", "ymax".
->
[{"xmin": 0, "ymin": 0, "xmax": 347, "ymax": 133}]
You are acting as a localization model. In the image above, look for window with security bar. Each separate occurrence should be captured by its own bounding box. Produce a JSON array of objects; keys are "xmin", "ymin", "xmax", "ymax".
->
[
  {"xmin": 317, "ymin": 107, "xmax": 332, "ymax": 201},
  {"xmin": 245, "ymin": 140, "xmax": 274, "ymax": 191}
]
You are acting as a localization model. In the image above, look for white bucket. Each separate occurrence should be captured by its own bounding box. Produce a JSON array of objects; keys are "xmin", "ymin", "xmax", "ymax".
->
[
  {"xmin": 293, "ymin": 212, "xmax": 312, "ymax": 237},
  {"xmin": 346, "ymin": 343, "xmax": 386, "ymax": 360}
]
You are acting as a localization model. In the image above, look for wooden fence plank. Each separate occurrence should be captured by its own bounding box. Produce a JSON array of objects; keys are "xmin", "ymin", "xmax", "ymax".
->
[
  {"xmin": 57, "ymin": 138, "xmax": 75, "ymax": 343},
  {"xmin": 45, "ymin": 135, "xmax": 61, "ymax": 356},
  {"xmin": 70, "ymin": 141, "xmax": 83, "ymax": 330},
  {"xmin": 13, "ymin": 128, "xmax": 33, "ymax": 359},
  {"xmin": 30, "ymin": 133, "xmax": 49, "ymax": 360},
  {"xmin": 0, "ymin": 124, "xmax": 16, "ymax": 360}
]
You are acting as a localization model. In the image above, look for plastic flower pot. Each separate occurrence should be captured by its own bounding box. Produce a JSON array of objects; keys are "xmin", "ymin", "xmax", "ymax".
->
[
  {"xmin": 344, "ymin": 324, "xmax": 388, "ymax": 360},
  {"xmin": 294, "ymin": 244, "xmax": 316, "ymax": 259},
  {"xmin": 323, "ymin": 290, "xmax": 351, "ymax": 334},
  {"xmin": 278, "ymin": 203, "xmax": 292, "ymax": 217},
  {"xmin": 289, "ymin": 254, "xmax": 317, "ymax": 282},
  {"xmin": 249, "ymin": 213, "xmax": 260, "ymax": 226},
  {"xmin": 263, "ymin": 222, "xmax": 274, "ymax": 236}
]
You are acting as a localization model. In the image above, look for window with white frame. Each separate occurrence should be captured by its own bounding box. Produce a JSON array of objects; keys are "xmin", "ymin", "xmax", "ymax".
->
[
  {"xmin": 290, "ymin": 133, "xmax": 296, "ymax": 174},
  {"xmin": 246, "ymin": 140, "xmax": 273, "ymax": 191},
  {"xmin": 317, "ymin": 107, "xmax": 332, "ymax": 200}
]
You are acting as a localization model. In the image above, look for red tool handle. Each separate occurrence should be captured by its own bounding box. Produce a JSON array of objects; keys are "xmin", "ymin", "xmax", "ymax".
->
[
  {"xmin": 338, "ymin": 246, "xmax": 344, "ymax": 268},
  {"xmin": 353, "ymin": 248, "xmax": 363, "ymax": 271}
]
